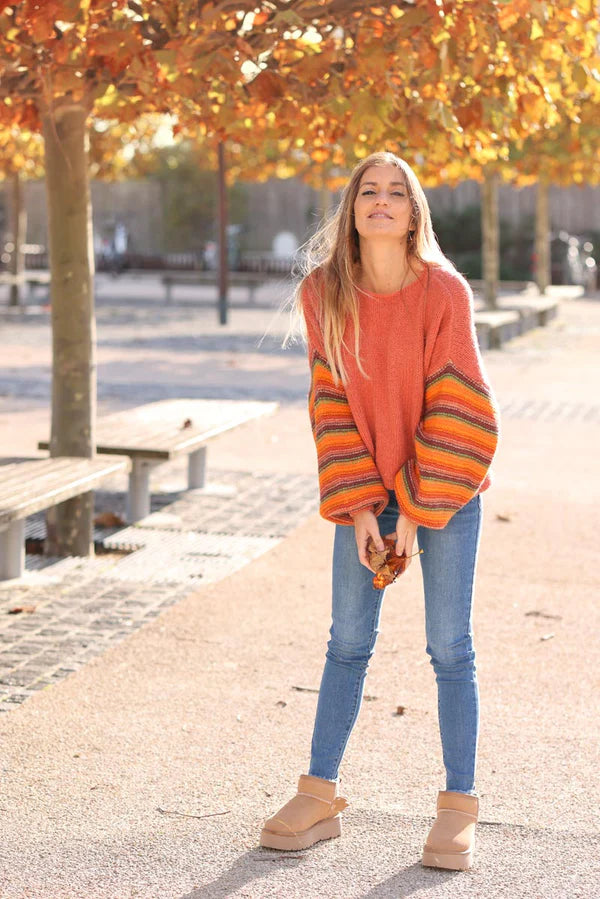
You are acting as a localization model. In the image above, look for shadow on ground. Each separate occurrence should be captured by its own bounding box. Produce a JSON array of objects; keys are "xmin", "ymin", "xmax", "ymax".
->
[{"xmin": 180, "ymin": 851, "xmax": 457, "ymax": 899}]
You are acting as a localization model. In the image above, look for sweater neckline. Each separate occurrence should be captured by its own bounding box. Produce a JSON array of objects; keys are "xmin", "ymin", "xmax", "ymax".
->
[{"xmin": 358, "ymin": 266, "xmax": 427, "ymax": 300}]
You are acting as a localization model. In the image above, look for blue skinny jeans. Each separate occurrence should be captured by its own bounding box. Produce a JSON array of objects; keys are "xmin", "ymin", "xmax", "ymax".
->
[{"xmin": 308, "ymin": 490, "xmax": 482, "ymax": 795}]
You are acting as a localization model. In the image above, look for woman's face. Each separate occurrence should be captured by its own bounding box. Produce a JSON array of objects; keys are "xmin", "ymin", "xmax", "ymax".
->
[{"xmin": 353, "ymin": 164, "xmax": 412, "ymax": 243}]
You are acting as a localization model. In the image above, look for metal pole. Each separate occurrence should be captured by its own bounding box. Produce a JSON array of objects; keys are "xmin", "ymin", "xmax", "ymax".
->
[{"xmin": 217, "ymin": 141, "xmax": 228, "ymax": 325}]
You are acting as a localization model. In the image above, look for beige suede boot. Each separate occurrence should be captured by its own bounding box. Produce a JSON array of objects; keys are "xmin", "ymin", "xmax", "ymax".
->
[
  {"xmin": 422, "ymin": 790, "xmax": 479, "ymax": 870},
  {"xmin": 259, "ymin": 774, "xmax": 349, "ymax": 850}
]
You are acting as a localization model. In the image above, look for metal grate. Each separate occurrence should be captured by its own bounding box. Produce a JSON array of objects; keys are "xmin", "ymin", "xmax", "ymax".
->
[{"xmin": 101, "ymin": 528, "xmax": 280, "ymax": 584}]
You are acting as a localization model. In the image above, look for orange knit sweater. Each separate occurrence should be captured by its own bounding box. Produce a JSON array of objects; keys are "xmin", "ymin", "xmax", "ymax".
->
[{"xmin": 301, "ymin": 263, "xmax": 500, "ymax": 529}]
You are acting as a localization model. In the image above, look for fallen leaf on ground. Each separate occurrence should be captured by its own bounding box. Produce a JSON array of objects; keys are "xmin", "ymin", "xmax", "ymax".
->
[
  {"xmin": 7, "ymin": 605, "xmax": 37, "ymax": 615},
  {"xmin": 94, "ymin": 511, "xmax": 125, "ymax": 528},
  {"xmin": 395, "ymin": 705, "xmax": 406, "ymax": 716},
  {"xmin": 540, "ymin": 633, "xmax": 555, "ymax": 641},
  {"xmin": 157, "ymin": 807, "xmax": 230, "ymax": 819},
  {"xmin": 495, "ymin": 513, "xmax": 511, "ymax": 522},
  {"xmin": 525, "ymin": 610, "xmax": 562, "ymax": 620}
]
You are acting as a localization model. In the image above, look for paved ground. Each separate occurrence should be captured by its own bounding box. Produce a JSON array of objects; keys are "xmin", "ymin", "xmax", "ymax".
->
[{"xmin": 0, "ymin": 276, "xmax": 599, "ymax": 897}]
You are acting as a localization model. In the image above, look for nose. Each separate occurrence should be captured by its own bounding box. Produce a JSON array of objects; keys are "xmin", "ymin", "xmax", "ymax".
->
[{"xmin": 375, "ymin": 193, "xmax": 389, "ymax": 205}]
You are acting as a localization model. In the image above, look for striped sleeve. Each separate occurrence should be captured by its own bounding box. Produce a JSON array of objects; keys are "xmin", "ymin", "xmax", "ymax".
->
[
  {"xmin": 301, "ymin": 278, "xmax": 389, "ymax": 526},
  {"xmin": 394, "ymin": 274, "xmax": 500, "ymax": 529}
]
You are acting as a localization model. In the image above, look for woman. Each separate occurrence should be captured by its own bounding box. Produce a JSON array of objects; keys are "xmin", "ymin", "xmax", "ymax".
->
[{"xmin": 259, "ymin": 152, "xmax": 500, "ymax": 870}]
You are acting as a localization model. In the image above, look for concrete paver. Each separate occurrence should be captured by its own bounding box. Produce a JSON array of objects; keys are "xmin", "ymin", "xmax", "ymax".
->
[
  {"xmin": 0, "ymin": 279, "xmax": 599, "ymax": 897},
  {"xmin": 0, "ymin": 468, "xmax": 320, "ymax": 708}
]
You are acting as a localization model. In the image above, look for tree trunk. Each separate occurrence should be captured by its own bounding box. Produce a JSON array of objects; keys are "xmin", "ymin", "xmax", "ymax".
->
[
  {"xmin": 217, "ymin": 140, "xmax": 228, "ymax": 325},
  {"xmin": 8, "ymin": 171, "xmax": 27, "ymax": 307},
  {"xmin": 481, "ymin": 169, "xmax": 499, "ymax": 310},
  {"xmin": 41, "ymin": 102, "xmax": 96, "ymax": 557},
  {"xmin": 535, "ymin": 178, "xmax": 551, "ymax": 294}
]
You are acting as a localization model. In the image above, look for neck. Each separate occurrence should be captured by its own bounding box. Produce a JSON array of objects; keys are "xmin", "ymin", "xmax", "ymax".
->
[{"xmin": 357, "ymin": 239, "xmax": 413, "ymax": 293}]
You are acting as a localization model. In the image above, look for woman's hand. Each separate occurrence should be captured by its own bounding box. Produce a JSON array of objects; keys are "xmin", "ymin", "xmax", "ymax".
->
[
  {"xmin": 393, "ymin": 513, "xmax": 418, "ymax": 569},
  {"xmin": 351, "ymin": 508, "xmax": 385, "ymax": 572}
]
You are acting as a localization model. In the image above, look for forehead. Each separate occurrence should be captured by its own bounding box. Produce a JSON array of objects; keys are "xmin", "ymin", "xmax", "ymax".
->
[{"xmin": 358, "ymin": 164, "xmax": 406, "ymax": 187}]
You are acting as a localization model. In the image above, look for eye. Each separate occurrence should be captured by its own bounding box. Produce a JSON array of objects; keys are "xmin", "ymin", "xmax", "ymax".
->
[{"xmin": 360, "ymin": 189, "xmax": 376, "ymax": 195}]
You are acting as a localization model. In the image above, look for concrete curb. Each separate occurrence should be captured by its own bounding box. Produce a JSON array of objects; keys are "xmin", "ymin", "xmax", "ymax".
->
[{"xmin": 474, "ymin": 296, "xmax": 560, "ymax": 350}]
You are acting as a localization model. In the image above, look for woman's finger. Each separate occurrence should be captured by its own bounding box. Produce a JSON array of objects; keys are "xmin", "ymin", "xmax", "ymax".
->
[
  {"xmin": 357, "ymin": 536, "xmax": 370, "ymax": 569},
  {"xmin": 356, "ymin": 525, "xmax": 383, "ymax": 572},
  {"xmin": 395, "ymin": 530, "xmax": 407, "ymax": 557},
  {"xmin": 369, "ymin": 527, "xmax": 385, "ymax": 554}
]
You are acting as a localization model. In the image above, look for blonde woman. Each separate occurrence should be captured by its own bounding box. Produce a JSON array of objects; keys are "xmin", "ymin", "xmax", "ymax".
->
[{"xmin": 259, "ymin": 152, "xmax": 499, "ymax": 870}]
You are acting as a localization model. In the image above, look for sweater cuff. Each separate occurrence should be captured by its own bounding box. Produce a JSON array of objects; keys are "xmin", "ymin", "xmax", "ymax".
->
[
  {"xmin": 320, "ymin": 490, "xmax": 389, "ymax": 526},
  {"xmin": 349, "ymin": 503, "xmax": 378, "ymax": 519}
]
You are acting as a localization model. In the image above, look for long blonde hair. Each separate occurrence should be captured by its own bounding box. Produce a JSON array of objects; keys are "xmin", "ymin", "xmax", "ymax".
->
[{"xmin": 285, "ymin": 151, "xmax": 452, "ymax": 384}]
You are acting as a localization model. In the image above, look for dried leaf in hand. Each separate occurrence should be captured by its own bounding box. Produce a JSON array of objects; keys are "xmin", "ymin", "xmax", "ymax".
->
[{"xmin": 367, "ymin": 536, "xmax": 412, "ymax": 589}]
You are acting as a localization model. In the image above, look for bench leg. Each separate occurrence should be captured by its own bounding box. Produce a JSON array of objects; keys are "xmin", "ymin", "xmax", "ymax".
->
[
  {"xmin": 165, "ymin": 282, "xmax": 172, "ymax": 305},
  {"xmin": 0, "ymin": 521, "xmax": 25, "ymax": 581},
  {"xmin": 127, "ymin": 459, "xmax": 154, "ymax": 522},
  {"xmin": 188, "ymin": 446, "xmax": 207, "ymax": 489}
]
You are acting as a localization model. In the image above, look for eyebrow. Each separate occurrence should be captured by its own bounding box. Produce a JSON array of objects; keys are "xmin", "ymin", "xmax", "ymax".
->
[{"xmin": 359, "ymin": 180, "xmax": 406, "ymax": 187}]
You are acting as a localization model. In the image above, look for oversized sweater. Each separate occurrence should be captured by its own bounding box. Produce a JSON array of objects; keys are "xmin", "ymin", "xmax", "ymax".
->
[{"xmin": 301, "ymin": 263, "xmax": 500, "ymax": 529}]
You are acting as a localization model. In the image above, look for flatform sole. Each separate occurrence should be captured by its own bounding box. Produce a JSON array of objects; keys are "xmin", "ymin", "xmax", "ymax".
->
[
  {"xmin": 259, "ymin": 814, "xmax": 342, "ymax": 851},
  {"xmin": 422, "ymin": 848, "xmax": 473, "ymax": 870}
]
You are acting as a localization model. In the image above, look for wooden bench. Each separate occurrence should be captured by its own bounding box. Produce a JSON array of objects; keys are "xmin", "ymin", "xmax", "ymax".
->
[
  {"xmin": 494, "ymin": 295, "xmax": 559, "ymax": 331},
  {"xmin": 474, "ymin": 310, "xmax": 522, "ymax": 350},
  {"xmin": 0, "ymin": 271, "xmax": 50, "ymax": 301},
  {"xmin": 0, "ymin": 456, "xmax": 130, "ymax": 581},
  {"xmin": 39, "ymin": 399, "xmax": 278, "ymax": 523},
  {"xmin": 161, "ymin": 271, "xmax": 284, "ymax": 305}
]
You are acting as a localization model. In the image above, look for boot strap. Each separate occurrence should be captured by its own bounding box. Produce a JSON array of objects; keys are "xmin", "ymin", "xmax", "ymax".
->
[
  {"xmin": 271, "ymin": 796, "xmax": 349, "ymax": 836},
  {"xmin": 298, "ymin": 792, "xmax": 348, "ymax": 813}
]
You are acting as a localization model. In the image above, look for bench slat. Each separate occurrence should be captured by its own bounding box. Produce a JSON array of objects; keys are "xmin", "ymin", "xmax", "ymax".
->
[
  {"xmin": 0, "ymin": 457, "xmax": 127, "ymax": 501},
  {"xmin": 0, "ymin": 458, "xmax": 127, "ymax": 509},
  {"xmin": 0, "ymin": 457, "xmax": 128, "ymax": 503},
  {"xmin": 0, "ymin": 456, "xmax": 103, "ymax": 502},
  {"xmin": 0, "ymin": 457, "xmax": 129, "ymax": 527},
  {"xmin": 0, "ymin": 457, "xmax": 86, "ymax": 500},
  {"xmin": 40, "ymin": 399, "xmax": 277, "ymax": 459}
]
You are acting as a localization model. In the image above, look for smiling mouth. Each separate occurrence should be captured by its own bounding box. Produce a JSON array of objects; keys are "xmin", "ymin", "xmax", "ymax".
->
[{"xmin": 369, "ymin": 213, "xmax": 392, "ymax": 219}]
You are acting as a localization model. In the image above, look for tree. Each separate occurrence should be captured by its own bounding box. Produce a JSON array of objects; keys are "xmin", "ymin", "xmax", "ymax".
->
[
  {"xmin": 239, "ymin": 1, "xmax": 599, "ymax": 305},
  {"xmin": 0, "ymin": 1, "xmax": 290, "ymax": 554},
  {"xmin": 508, "ymin": 95, "xmax": 600, "ymax": 292},
  {"xmin": 0, "ymin": 125, "xmax": 44, "ymax": 305}
]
